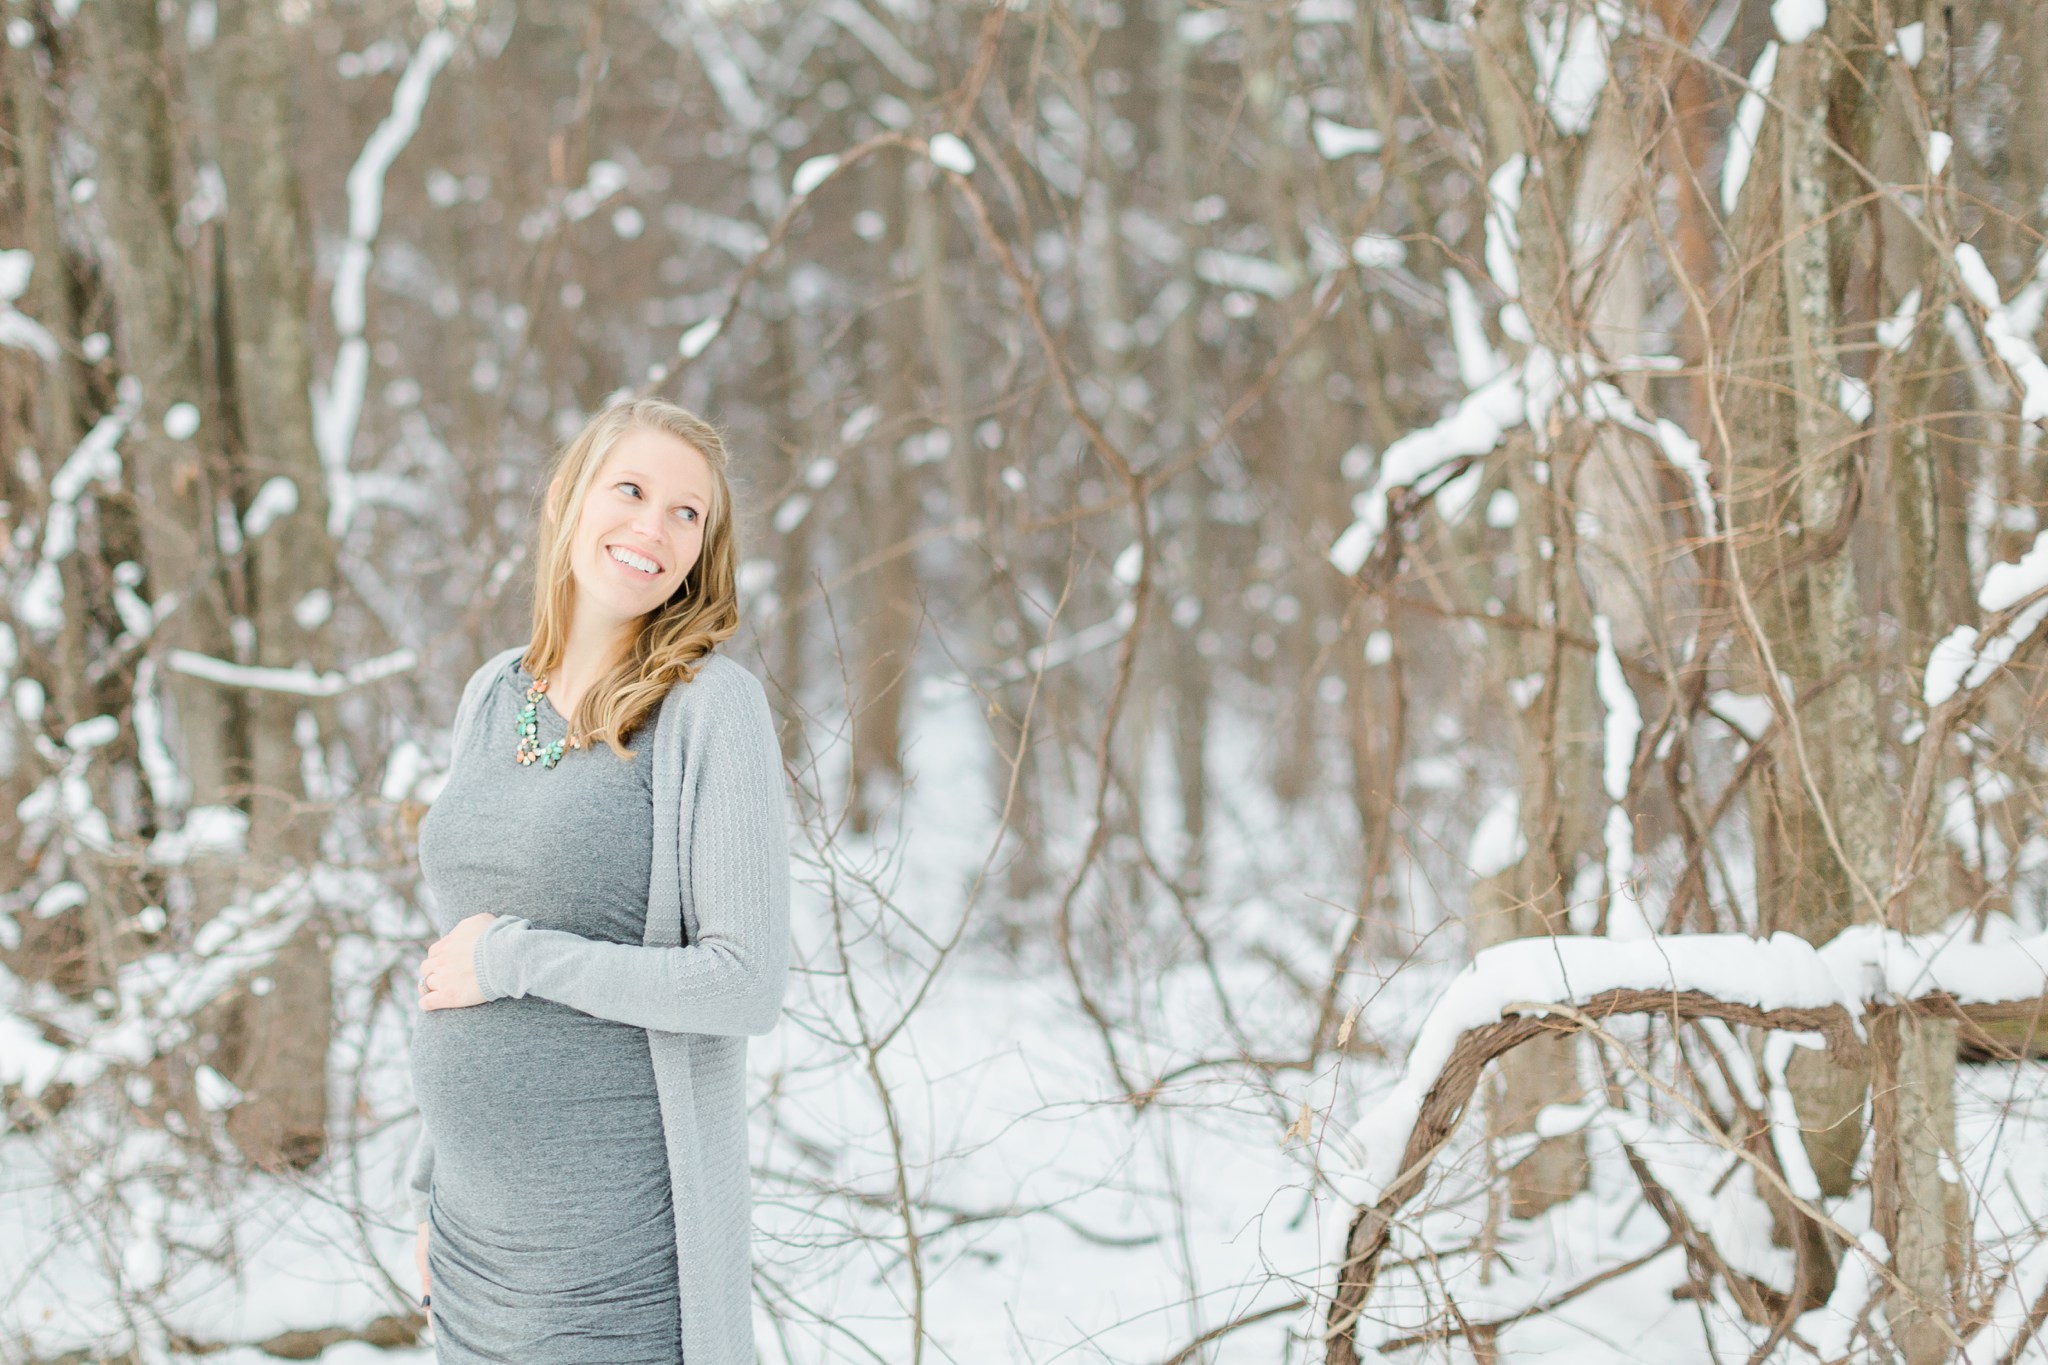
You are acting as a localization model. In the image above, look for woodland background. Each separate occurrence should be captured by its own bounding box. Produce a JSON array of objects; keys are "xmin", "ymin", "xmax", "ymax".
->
[{"xmin": 5, "ymin": 0, "xmax": 2048, "ymax": 1361}]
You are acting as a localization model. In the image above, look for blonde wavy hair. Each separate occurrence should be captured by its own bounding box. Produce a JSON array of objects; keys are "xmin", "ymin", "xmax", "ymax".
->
[{"xmin": 523, "ymin": 398, "xmax": 742, "ymax": 759}]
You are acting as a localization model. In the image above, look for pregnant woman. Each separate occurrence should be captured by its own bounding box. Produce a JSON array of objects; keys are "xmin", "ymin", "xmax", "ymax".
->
[{"xmin": 402, "ymin": 397, "xmax": 790, "ymax": 1365}]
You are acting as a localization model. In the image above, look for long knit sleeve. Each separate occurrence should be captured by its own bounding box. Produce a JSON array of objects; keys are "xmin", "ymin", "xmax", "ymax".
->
[{"xmin": 473, "ymin": 661, "xmax": 791, "ymax": 1036}]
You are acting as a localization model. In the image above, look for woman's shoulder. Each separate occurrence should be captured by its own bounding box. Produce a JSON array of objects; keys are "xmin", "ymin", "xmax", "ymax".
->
[
  {"xmin": 665, "ymin": 652, "xmax": 771, "ymax": 723},
  {"xmin": 462, "ymin": 645, "xmax": 527, "ymax": 699}
]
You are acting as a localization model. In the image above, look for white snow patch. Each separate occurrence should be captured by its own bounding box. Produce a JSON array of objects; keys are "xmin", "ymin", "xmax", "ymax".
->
[
  {"xmin": 1310, "ymin": 116, "xmax": 1384, "ymax": 159},
  {"xmin": 928, "ymin": 132, "xmax": 976, "ymax": 175},
  {"xmin": 1527, "ymin": 6, "xmax": 1609, "ymax": 136},
  {"xmin": 315, "ymin": 28, "xmax": 458, "ymax": 538},
  {"xmin": 1467, "ymin": 793, "xmax": 1526, "ymax": 879},
  {"xmin": 1771, "ymin": 0, "xmax": 1826, "ymax": 43},
  {"xmin": 1443, "ymin": 269, "xmax": 1505, "ymax": 388},
  {"xmin": 1878, "ymin": 286, "xmax": 1923, "ymax": 351},
  {"xmin": 1838, "ymin": 372, "xmax": 1873, "ymax": 424},
  {"xmin": 1888, "ymin": 21, "xmax": 1925, "ymax": 68},
  {"xmin": 678, "ymin": 315, "xmax": 723, "ymax": 359},
  {"xmin": 1484, "ymin": 156, "xmax": 1527, "ymax": 298},
  {"xmin": 1328, "ymin": 371, "xmax": 1522, "ymax": 573},
  {"xmin": 162, "ymin": 402, "xmax": 201, "ymax": 440},
  {"xmin": 1193, "ymin": 249, "xmax": 1296, "ymax": 298},
  {"xmin": 1928, "ymin": 130, "xmax": 1953, "ymax": 177},
  {"xmin": 791, "ymin": 152, "xmax": 840, "ymax": 197},
  {"xmin": 1721, "ymin": 42, "xmax": 1780, "ymax": 215},
  {"xmin": 1347, "ymin": 233, "xmax": 1405, "ymax": 269},
  {"xmin": 1591, "ymin": 617, "xmax": 1638, "ymax": 802},
  {"xmin": 164, "ymin": 648, "xmax": 415, "ymax": 699},
  {"xmin": 240, "ymin": 477, "xmax": 298, "ymax": 539},
  {"xmin": 0, "ymin": 248, "xmax": 29, "ymax": 301}
]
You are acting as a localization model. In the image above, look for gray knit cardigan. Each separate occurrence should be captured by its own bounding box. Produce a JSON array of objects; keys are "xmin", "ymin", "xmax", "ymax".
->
[{"xmin": 405, "ymin": 643, "xmax": 791, "ymax": 1365}]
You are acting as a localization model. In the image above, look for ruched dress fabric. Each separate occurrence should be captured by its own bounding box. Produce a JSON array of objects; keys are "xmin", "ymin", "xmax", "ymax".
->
[{"xmin": 411, "ymin": 656, "xmax": 682, "ymax": 1364}]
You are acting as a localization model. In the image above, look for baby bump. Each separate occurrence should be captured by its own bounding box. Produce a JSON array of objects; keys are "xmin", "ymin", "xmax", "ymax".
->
[{"xmin": 411, "ymin": 997, "xmax": 673, "ymax": 1240}]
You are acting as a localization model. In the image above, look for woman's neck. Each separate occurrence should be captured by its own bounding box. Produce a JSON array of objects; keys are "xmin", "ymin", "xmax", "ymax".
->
[{"xmin": 549, "ymin": 615, "xmax": 633, "ymax": 726}]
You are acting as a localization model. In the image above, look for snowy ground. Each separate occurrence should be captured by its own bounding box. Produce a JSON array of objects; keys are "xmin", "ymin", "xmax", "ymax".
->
[{"xmin": 5, "ymin": 686, "xmax": 2047, "ymax": 1362}]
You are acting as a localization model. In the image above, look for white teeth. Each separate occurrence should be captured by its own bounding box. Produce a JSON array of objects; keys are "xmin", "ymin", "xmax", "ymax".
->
[{"xmin": 609, "ymin": 545, "xmax": 659, "ymax": 574}]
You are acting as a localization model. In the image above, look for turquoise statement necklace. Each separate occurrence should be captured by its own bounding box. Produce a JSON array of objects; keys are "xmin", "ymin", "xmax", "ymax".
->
[{"xmin": 515, "ymin": 673, "xmax": 584, "ymax": 768}]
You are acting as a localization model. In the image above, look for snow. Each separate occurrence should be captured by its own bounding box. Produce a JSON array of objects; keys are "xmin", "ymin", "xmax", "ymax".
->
[
  {"xmin": 1347, "ymin": 232, "xmax": 1405, "ymax": 269},
  {"xmin": 1879, "ymin": 285, "xmax": 1923, "ymax": 351},
  {"xmin": 33, "ymin": 882, "xmax": 88, "ymax": 919},
  {"xmin": 1923, "ymin": 528, "xmax": 2048, "ymax": 705},
  {"xmin": 1890, "ymin": 20, "xmax": 1926, "ymax": 68},
  {"xmin": 0, "ymin": 250, "xmax": 56, "ymax": 363},
  {"xmin": 1193, "ymin": 248, "xmax": 1295, "ymax": 298},
  {"xmin": 145, "ymin": 804, "xmax": 249, "ymax": 866},
  {"xmin": 1444, "ymin": 268, "xmax": 1505, "ymax": 388},
  {"xmin": 1928, "ymin": 129, "xmax": 1953, "ymax": 178},
  {"xmin": 379, "ymin": 739, "xmax": 428, "ymax": 803},
  {"xmin": 1955, "ymin": 244, "xmax": 2048, "ymax": 421},
  {"xmin": 1707, "ymin": 690, "xmax": 1775, "ymax": 742},
  {"xmin": 1795, "ymin": 1229, "xmax": 1889, "ymax": 1356},
  {"xmin": 61, "ymin": 715, "xmax": 119, "ymax": 752},
  {"xmin": 1760, "ymin": 1030, "xmax": 1826, "ymax": 1199},
  {"xmin": 678, "ymin": 315, "xmax": 723, "ymax": 359},
  {"xmin": 1343, "ymin": 917, "xmax": 2048, "ymax": 1204},
  {"xmin": 1527, "ymin": 6, "xmax": 1609, "ymax": 136},
  {"xmin": 1328, "ymin": 371, "xmax": 1522, "ymax": 574},
  {"xmin": 1110, "ymin": 541, "xmax": 1143, "ymax": 585},
  {"xmin": 1653, "ymin": 418, "xmax": 1716, "ymax": 535},
  {"xmin": 316, "ymin": 29, "xmax": 457, "ymax": 538},
  {"xmin": 15, "ymin": 384, "xmax": 139, "ymax": 637},
  {"xmin": 193, "ymin": 1064, "xmax": 245, "ymax": 1112},
  {"xmin": 1721, "ymin": 43, "xmax": 1780, "ymax": 215},
  {"xmin": 164, "ymin": 647, "xmax": 416, "ymax": 698},
  {"xmin": 1310, "ymin": 116, "xmax": 1384, "ymax": 159},
  {"xmin": 1837, "ymin": 372, "xmax": 1872, "ymax": 424},
  {"xmin": 1956, "ymin": 243, "xmax": 2003, "ymax": 309},
  {"xmin": 1176, "ymin": 8, "xmax": 1233, "ymax": 43},
  {"xmin": 1592, "ymin": 617, "xmax": 1639, "ymax": 802},
  {"xmin": 790, "ymin": 152, "xmax": 839, "ymax": 197},
  {"xmin": 161, "ymin": 401, "xmax": 201, "ymax": 437},
  {"xmin": 0, "ymin": 247, "xmax": 29, "ymax": 301},
  {"xmin": 1469, "ymin": 796, "xmax": 1521, "ymax": 887},
  {"xmin": 1484, "ymin": 155, "xmax": 1527, "ymax": 298},
  {"xmin": 1963, "ymin": 1237, "xmax": 2048, "ymax": 1363},
  {"xmin": 927, "ymin": 132, "xmax": 976, "ymax": 175},
  {"xmin": 670, "ymin": 4, "xmax": 768, "ymax": 130},
  {"xmin": 1771, "ymin": 0, "xmax": 1826, "ymax": 43},
  {"xmin": 818, "ymin": 0, "xmax": 934, "ymax": 89},
  {"xmin": 1594, "ymin": 617, "xmax": 1646, "ymax": 933},
  {"xmin": 0, "ymin": 306, "xmax": 56, "ymax": 363},
  {"xmin": 239, "ymin": 476, "xmax": 298, "ymax": 538},
  {"xmin": 1978, "ymin": 528, "xmax": 2048, "ymax": 612},
  {"xmin": 1341, "ymin": 931, "xmax": 1868, "ymax": 1203}
]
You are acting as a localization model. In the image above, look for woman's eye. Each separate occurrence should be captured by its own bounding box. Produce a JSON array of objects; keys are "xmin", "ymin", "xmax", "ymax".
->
[
  {"xmin": 618, "ymin": 482, "xmax": 641, "ymax": 498},
  {"xmin": 676, "ymin": 506, "xmax": 699, "ymax": 523}
]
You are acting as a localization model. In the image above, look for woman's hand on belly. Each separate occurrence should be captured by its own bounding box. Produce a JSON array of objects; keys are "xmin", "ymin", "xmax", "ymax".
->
[{"xmin": 420, "ymin": 912, "xmax": 496, "ymax": 1010}]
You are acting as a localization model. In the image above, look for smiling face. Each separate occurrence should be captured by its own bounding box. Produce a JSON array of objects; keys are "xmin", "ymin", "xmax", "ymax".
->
[{"xmin": 554, "ymin": 425, "xmax": 715, "ymax": 631}]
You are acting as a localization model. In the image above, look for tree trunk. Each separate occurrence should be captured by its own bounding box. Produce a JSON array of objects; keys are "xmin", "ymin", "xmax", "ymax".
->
[{"xmin": 210, "ymin": 0, "xmax": 336, "ymax": 1172}]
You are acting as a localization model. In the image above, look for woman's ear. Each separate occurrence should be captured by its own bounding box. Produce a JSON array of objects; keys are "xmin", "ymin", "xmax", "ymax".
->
[{"xmin": 544, "ymin": 471, "xmax": 564, "ymax": 523}]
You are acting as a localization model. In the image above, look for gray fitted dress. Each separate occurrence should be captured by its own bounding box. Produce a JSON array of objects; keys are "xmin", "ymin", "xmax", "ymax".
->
[{"xmin": 411, "ymin": 656, "xmax": 682, "ymax": 1364}]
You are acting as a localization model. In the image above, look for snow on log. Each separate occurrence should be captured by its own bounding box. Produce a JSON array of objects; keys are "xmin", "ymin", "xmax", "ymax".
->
[{"xmin": 1321, "ymin": 925, "xmax": 2048, "ymax": 1362}]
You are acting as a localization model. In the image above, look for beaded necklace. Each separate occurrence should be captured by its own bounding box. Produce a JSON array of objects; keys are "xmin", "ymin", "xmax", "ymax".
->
[{"xmin": 514, "ymin": 671, "xmax": 585, "ymax": 768}]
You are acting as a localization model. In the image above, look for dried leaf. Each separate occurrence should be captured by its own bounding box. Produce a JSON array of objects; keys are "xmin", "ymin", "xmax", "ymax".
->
[
  {"xmin": 1283, "ymin": 1102, "xmax": 1314, "ymax": 1145},
  {"xmin": 1336, "ymin": 1003, "xmax": 1361, "ymax": 1050}
]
